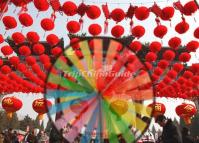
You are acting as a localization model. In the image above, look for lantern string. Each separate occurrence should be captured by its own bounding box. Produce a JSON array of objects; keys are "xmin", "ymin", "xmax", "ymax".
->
[{"xmin": 80, "ymin": 0, "xmax": 172, "ymax": 5}]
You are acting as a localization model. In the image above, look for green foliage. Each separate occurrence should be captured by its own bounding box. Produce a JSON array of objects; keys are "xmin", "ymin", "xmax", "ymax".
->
[
  {"xmin": 190, "ymin": 113, "xmax": 199, "ymax": 137},
  {"xmin": 0, "ymin": 110, "xmax": 20, "ymax": 131}
]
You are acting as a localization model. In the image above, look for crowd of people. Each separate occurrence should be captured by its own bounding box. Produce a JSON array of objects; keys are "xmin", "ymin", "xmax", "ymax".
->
[{"xmin": 1, "ymin": 115, "xmax": 199, "ymax": 143}]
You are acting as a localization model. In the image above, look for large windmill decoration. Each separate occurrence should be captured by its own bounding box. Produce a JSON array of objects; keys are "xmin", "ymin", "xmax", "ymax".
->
[{"xmin": 0, "ymin": 0, "xmax": 199, "ymax": 142}]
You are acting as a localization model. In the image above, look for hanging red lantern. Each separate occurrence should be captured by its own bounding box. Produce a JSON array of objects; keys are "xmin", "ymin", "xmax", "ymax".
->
[
  {"xmin": 62, "ymin": 1, "xmax": 77, "ymax": 16},
  {"xmin": 70, "ymin": 38, "xmax": 80, "ymax": 50},
  {"xmin": 111, "ymin": 25, "xmax": 124, "ymax": 38},
  {"xmin": 0, "ymin": 59, "xmax": 3, "ymax": 66},
  {"xmin": 183, "ymin": 1, "xmax": 198, "ymax": 16},
  {"xmin": 86, "ymin": 5, "xmax": 101, "ymax": 19},
  {"xmin": 0, "ymin": 34, "xmax": 4, "ymax": 44},
  {"xmin": 19, "ymin": 46, "xmax": 31, "ymax": 56},
  {"xmin": 173, "ymin": 63, "xmax": 184, "ymax": 72},
  {"xmin": 1, "ymin": 45, "xmax": 13, "ymax": 56},
  {"xmin": 190, "ymin": 64, "xmax": 199, "ymax": 74},
  {"xmin": 154, "ymin": 67, "xmax": 163, "ymax": 76},
  {"xmin": 32, "ymin": 98, "xmax": 52, "ymax": 120},
  {"xmin": 1, "ymin": 65, "xmax": 11, "ymax": 74},
  {"xmin": 183, "ymin": 71, "xmax": 193, "ymax": 79},
  {"xmin": 3, "ymin": 16, "xmax": 17, "ymax": 30},
  {"xmin": 39, "ymin": 54, "xmax": 50, "ymax": 64},
  {"xmin": 160, "ymin": 7, "xmax": 175, "ymax": 21},
  {"xmin": 17, "ymin": 63, "xmax": 27, "ymax": 72},
  {"xmin": 145, "ymin": 52, "xmax": 157, "ymax": 62},
  {"xmin": 154, "ymin": 25, "xmax": 167, "ymax": 39},
  {"xmin": 40, "ymin": 18, "xmax": 54, "ymax": 31},
  {"xmin": 167, "ymin": 70, "xmax": 177, "ymax": 79},
  {"xmin": 66, "ymin": 20, "xmax": 80, "ymax": 34},
  {"xmin": 11, "ymin": 0, "xmax": 32, "ymax": 7},
  {"xmin": 12, "ymin": 32, "xmax": 25, "ymax": 45},
  {"xmin": 25, "ymin": 56, "xmax": 36, "ymax": 66},
  {"xmin": 0, "ymin": 1, "xmax": 8, "ymax": 13},
  {"xmin": 158, "ymin": 60, "xmax": 169, "ymax": 69},
  {"xmin": 176, "ymin": 103, "xmax": 197, "ymax": 125},
  {"xmin": 50, "ymin": 0, "xmax": 61, "ymax": 12},
  {"xmin": 33, "ymin": 43, "xmax": 45, "ymax": 55},
  {"xmin": 88, "ymin": 24, "xmax": 102, "ymax": 36},
  {"xmin": 148, "ymin": 102, "xmax": 166, "ymax": 118},
  {"xmin": 75, "ymin": 49, "xmax": 83, "ymax": 58},
  {"xmin": 175, "ymin": 20, "xmax": 189, "ymax": 34},
  {"xmin": 77, "ymin": 2, "xmax": 87, "ymax": 17},
  {"xmin": 9, "ymin": 56, "xmax": 20, "ymax": 66},
  {"xmin": 34, "ymin": 0, "xmax": 49, "ymax": 12},
  {"xmin": 168, "ymin": 37, "xmax": 181, "ymax": 50},
  {"xmin": 194, "ymin": 27, "xmax": 199, "ymax": 39},
  {"xmin": 129, "ymin": 41, "xmax": 142, "ymax": 52},
  {"xmin": 131, "ymin": 25, "xmax": 145, "ymax": 39},
  {"xmin": 46, "ymin": 34, "xmax": 59, "ymax": 46},
  {"xmin": 110, "ymin": 8, "xmax": 125, "ymax": 23},
  {"xmin": 163, "ymin": 50, "xmax": 175, "ymax": 61},
  {"xmin": 135, "ymin": 6, "xmax": 150, "ymax": 21},
  {"xmin": 26, "ymin": 31, "xmax": 40, "ymax": 43},
  {"xmin": 179, "ymin": 52, "xmax": 191, "ymax": 63},
  {"xmin": 2, "ymin": 97, "xmax": 23, "ymax": 119},
  {"xmin": 51, "ymin": 47, "xmax": 62, "ymax": 56},
  {"xmin": 18, "ymin": 13, "xmax": 33, "ymax": 27},
  {"xmin": 149, "ymin": 41, "xmax": 162, "ymax": 53},
  {"xmin": 186, "ymin": 40, "xmax": 199, "ymax": 52}
]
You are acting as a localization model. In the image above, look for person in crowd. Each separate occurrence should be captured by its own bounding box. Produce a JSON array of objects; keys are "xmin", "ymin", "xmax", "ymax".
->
[
  {"xmin": 4, "ymin": 129, "xmax": 12, "ymax": 143},
  {"xmin": 38, "ymin": 131, "xmax": 49, "ymax": 143},
  {"xmin": 155, "ymin": 115, "xmax": 182, "ymax": 143},
  {"xmin": 181, "ymin": 127, "xmax": 194, "ymax": 143},
  {"xmin": 26, "ymin": 129, "xmax": 38, "ymax": 143},
  {"xmin": 0, "ymin": 131, "xmax": 4, "ymax": 143},
  {"xmin": 12, "ymin": 130, "xmax": 19, "ymax": 143},
  {"xmin": 137, "ymin": 116, "xmax": 155, "ymax": 143},
  {"xmin": 90, "ymin": 128, "xmax": 97, "ymax": 143},
  {"xmin": 117, "ymin": 134, "xmax": 126, "ymax": 143}
]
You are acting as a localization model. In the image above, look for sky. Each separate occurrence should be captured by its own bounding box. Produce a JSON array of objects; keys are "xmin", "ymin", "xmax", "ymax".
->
[{"xmin": 0, "ymin": 0, "xmax": 199, "ymax": 128}]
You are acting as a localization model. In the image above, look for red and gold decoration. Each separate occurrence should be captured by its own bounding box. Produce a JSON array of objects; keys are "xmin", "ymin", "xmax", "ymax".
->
[
  {"xmin": 148, "ymin": 102, "xmax": 166, "ymax": 118},
  {"xmin": 32, "ymin": 98, "xmax": 52, "ymax": 120},
  {"xmin": 176, "ymin": 103, "xmax": 197, "ymax": 125},
  {"xmin": 2, "ymin": 97, "xmax": 23, "ymax": 119}
]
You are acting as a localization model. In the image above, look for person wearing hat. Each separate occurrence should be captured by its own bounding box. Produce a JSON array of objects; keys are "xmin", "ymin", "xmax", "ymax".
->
[{"xmin": 155, "ymin": 115, "xmax": 182, "ymax": 143}]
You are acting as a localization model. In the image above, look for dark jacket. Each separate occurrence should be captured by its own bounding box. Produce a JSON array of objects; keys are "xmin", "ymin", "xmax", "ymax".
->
[
  {"xmin": 162, "ymin": 119, "xmax": 182, "ymax": 143},
  {"xmin": 182, "ymin": 135, "xmax": 195, "ymax": 143}
]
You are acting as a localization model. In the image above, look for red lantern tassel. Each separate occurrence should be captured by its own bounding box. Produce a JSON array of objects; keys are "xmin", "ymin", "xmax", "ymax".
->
[
  {"xmin": 130, "ymin": 19, "xmax": 133, "ymax": 33},
  {"xmin": 79, "ymin": 18, "xmax": 83, "ymax": 31},
  {"xmin": 51, "ymin": 12, "xmax": 56, "ymax": 22},
  {"xmin": 18, "ymin": 5, "xmax": 28, "ymax": 15},
  {"xmin": 104, "ymin": 20, "xmax": 108, "ymax": 34}
]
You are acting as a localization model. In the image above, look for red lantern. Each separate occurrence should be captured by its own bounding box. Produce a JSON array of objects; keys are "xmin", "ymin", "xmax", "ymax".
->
[
  {"xmin": 111, "ymin": 25, "xmax": 124, "ymax": 38},
  {"xmin": 39, "ymin": 54, "xmax": 50, "ymax": 64},
  {"xmin": 19, "ymin": 13, "xmax": 33, "ymax": 27},
  {"xmin": 19, "ymin": 46, "xmax": 31, "ymax": 56},
  {"xmin": 183, "ymin": 71, "xmax": 193, "ymax": 79},
  {"xmin": 179, "ymin": 52, "xmax": 191, "ymax": 63},
  {"xmin": 40, "ymin": 18, "xmax": 54, "ymax": 31},
  {"xmin": 175, "ymin": 20, "xmax": 189, "ymax": 34},
  {"xmin": 46, "ymin": 34, "xmax": 59, "ymax": 46},
  {"xmin": 12, "ymin": 32, "xmax": 25, "ymax": 45},
  {"xmin": 154, "ymin": 25, "xmax": 167, "ymax": 39},
  {"xmin": 158, "ymin": 60, "xmax": 169, "ymax": 69},
  {"xmin": 176, "ymin": 103, "xmax": 197, "ymax": 124},
  {"xmin": 51, "ymin": 47, "xmax": 62, "ymax": 56},
  {"xmin": 0, "ymin": 1, "xmax": 8, "ymax": 13},
  {"xmin": 3, "ymin": 16, "xmax": 17, "ymax": 30},
  {"xmin": 167, "ymin": 70, "xmax": 177, "ymax": 79},
  {"xmin": 0, "ymin": 34, "xmax": 4, "ymax": 44},
  {"xmin": 194, "ymin": 27, "xmax": 199, "ymax": 39},
  {"xmin": 129, "ymin": 41, "xmax": 142, "ymax": 52},
  {"xmin": 26, "ymin": 31, "xmax": 40, "ymax": 43},
  {"xmin": 86, "ymin": 5, "xmax": 101, "ymax": 19},
  {"xmin": 25, "ymin": 56, "xmax": 36, "ymax": 66},
  {"xmin": 168, "ymin": 37, "xmax": 181, "ymax": 50},
  {"xmin": 88, "ymin": 24, "xmax": 102, "ymax": 36},
  {"xmin": 66, "ymin": 21, "xmax": 80, "ymax": 34},
  {"xmin": 9, "ymin": 56, "xmax": 20, "ymax": 66},
  {"xmin": 183, "ymin": 1, "xmax": 198, "ymax": 16},
  {"xmin": 149, "ymin": 41, "xmax": 162, "ymax": 53},
  {"xmin": 62, "ymin": 1, "xmax": 77, "ymax": 16},
  {"xmin": 190, "ymin": 64, "xmax": 199, "ymax": 74},
  {"xmin": 160, "ymin": 6, "xmax": 174, "ymax": 21},
  {"xmin": 34, "ymin": 0, "xmax": 49, "ymax": 11},
  {"xmin": 110, "ymin": 8, "xmax": 125, "ymax": 23},
  {"xmin": 1, "ymin": 65, "xmax": 11, "ymax": 74},
  {"xmin": 135, "ymin": 6, "xmax": 149, "ymax": 21},
  {"xmin": 2, "ymin": 97, "xmax": 23, "ymax": 118},
  {"xmin": 50, "ymin": 0, "xmax": 61, "ymax": 12},
  {"xmin": 70, "ymin": 38, "xmax": 80, "ymax": 49},
  {"xmin": 32, "ymin": 98, "xmax": 52, "ymax": 120},
  {"xmin": 33, "ymin": 43, "xmax": 45, "ymax": 55},
  {"xmin": 0, "ymin": 58, "xmax": 3, "ymax": 66},
  {"xmin": 131, "ymin": 25, "xmax": 145, "ymax": 39},
  {"xmin": 17, "ymin": 63, "xmax": 27, "ymax": 72},
  {"xmin": 1, "ymin": 45, "xmax": 13, "ymax": 56},
  {"xmin": 145, "ymin": 52, "xmax": 157, "ymax": 62},
  {"xmin": 186, "ymin": 40, "xmax": 199, "ymax": 52},
  {"xmin": 148, "ymin": 102, "xmax": 166, "ymax": 118},
  {"xmin": 173, "ymin": 63, "xmax": 184, "ymax": 72},
  {"xmin": 163, "ymin": 50, "xmax": 175, "ymax": 61},
  {"xmin": 11, "ymin": 0, "xmax": 32, "ymax": 7}
]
